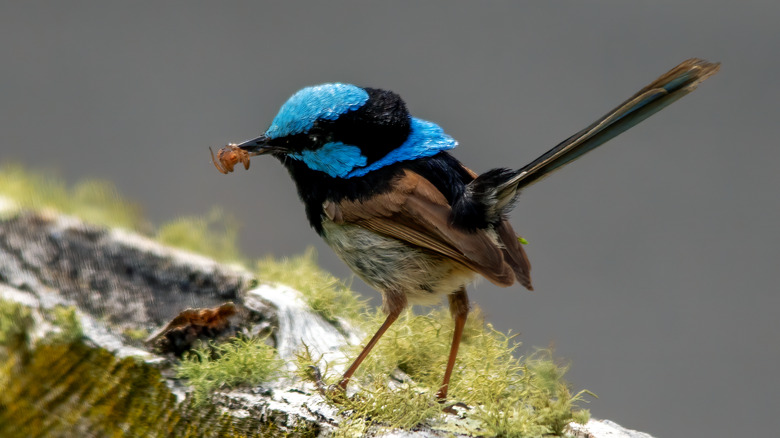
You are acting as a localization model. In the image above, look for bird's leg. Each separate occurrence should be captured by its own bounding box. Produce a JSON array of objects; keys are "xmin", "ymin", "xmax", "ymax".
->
[
  {"xmin": 336, "ymin": 290, "xmax": 406, "ymax": 392},
  {"xmin": 436, "ymin": 287, "xmax": 469, "ymax": 401}
]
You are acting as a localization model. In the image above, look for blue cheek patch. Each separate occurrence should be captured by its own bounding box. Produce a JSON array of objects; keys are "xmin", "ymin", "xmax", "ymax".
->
[
  {"xmin": 289, "ymin": 142, "xmax": 368, "ymax": 178},
  {"xmin": 344, "ymin": 117, "xmax": 457, "ymax": 178},
  {"xmin": 288, "ymin": 118, "xmax": 457, "ymax": 178},
  {"xmin": 265, "ymin": 84, "xmax": 369, "ymax": 139}
]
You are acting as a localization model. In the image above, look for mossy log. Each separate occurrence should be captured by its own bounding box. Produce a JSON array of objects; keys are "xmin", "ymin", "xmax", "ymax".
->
[{"xmin": 0, "ymin": 207, "xmax": 653, "ymax": 438}]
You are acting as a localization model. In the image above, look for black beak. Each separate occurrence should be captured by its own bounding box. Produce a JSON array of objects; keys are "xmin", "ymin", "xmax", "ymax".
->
[{"xmin": 235, "ymin": 135, "xmax": 285, "ymax": 155}]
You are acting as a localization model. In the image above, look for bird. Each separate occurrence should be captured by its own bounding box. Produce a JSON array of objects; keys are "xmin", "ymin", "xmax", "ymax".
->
[{"xmin": 211, "ymin": 58, "xmax": 719, "ymax": 401}]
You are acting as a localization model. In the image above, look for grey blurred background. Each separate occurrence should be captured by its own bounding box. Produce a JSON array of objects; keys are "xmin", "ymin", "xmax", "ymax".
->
[{"xmin": 2, "ymin": 2, "xmax": 777, "ymax": 436}]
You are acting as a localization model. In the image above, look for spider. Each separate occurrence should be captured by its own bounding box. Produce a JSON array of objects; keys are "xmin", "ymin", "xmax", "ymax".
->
[{"xmin": 210, "ymin": 144, "xmax": 252, "ymax": 174}]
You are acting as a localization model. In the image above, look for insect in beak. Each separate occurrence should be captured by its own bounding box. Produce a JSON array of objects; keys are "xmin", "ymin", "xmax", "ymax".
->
[
  {"xmin": 210, "ymin": 135, "xmax": 274, "ymax": 174},
  {"xmin": 210, "ymin": 144, "xmax": 252, "ymax": 174}
]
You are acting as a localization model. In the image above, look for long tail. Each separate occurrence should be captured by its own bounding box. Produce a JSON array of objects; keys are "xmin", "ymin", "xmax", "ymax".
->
[
  {"xmin": 466, "ymin": 58, "xmax": 720, "ymax": 221},
  {"xmin": 513, "ymin": 58, "xmax": 720, "ymax": 189}
]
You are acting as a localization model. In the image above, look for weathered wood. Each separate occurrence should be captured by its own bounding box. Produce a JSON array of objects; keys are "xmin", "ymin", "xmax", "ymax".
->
[{"xmin": 0, "ymin": 203, "xmax": 655, "ymax": 437}]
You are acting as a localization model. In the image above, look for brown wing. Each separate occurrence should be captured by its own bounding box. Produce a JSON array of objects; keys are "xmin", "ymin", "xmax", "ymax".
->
[
  {"xmin": 496, "ymin": 221, "xmax": 532, "ymax": 290},
  {"xmin": 459, "ymin": 165, "xmax": 533, "ymax": 290},
  {"xmin": 326, "ymin": 169, "xmax": 523, "ymax": 288}
]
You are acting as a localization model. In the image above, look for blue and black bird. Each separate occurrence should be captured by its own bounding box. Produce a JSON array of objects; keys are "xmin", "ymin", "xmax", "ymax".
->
[{"xmin": 211, "ymin": 58, "xmax": 719, "ymax": 400}]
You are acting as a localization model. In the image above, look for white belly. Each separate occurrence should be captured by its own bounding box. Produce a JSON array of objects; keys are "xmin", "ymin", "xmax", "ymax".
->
[{"xmin": 320, "ymin": 219, "xmax": 475, "ymax": 307}]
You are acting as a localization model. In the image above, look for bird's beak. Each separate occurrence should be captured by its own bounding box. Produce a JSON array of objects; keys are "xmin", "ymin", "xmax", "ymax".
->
[
  {"xmin": 235, "ymin": 135, "xmax": 278, "ymax": 155},
  {"xmin": 210, "ymin": 134, "xmax": 286, "ymax": 174}
]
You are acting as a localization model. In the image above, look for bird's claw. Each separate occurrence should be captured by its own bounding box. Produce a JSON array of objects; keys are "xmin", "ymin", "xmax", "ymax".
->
[
  {"xmin": 210, "ymin": 144, "xmax": 252, "ymax": 174},
  {"xmin": 308, "ymin": 365, "xmax": 329, "ymax": 396},
  {"xmin": 441, "ymin": 401, "xmax": 469, "ymax": 415},
  {"xmin": 307, "ymin": 365, "xmax": 350, "ymax": 402}
]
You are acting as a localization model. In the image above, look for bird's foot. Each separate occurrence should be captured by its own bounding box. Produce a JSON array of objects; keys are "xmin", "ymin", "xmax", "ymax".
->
[
  {"xmin": 307, "ymin": 365, "xmax": 349, "ymax": 402},
  {"xmin": 440, "ymin": 400, "xmax": 470, "ymax": 416},
  {"xmin": 436, "ymin": 388, "xmax": 469, "ymax": 414},
  {"xmin": 307, "ymin": 365, "xmax": 329, "ymax": 395}
]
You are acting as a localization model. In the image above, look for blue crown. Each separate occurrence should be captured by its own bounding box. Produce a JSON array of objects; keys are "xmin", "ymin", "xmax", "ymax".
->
[{"xmin": 265, "ymin": 83, "xmax": 369, "ymax": 139}]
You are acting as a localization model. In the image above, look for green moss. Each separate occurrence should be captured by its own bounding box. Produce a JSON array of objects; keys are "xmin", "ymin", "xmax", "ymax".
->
[
  {"xmin": 294, "ymin": 344, "xmax": 441, "ymax": 437},
  {"xmin": 293, "ymin": 342, "xmax": 330, "ymax": 384},
  {"xmin": 45, "ymin": 305, "xmax": 84, "ymax": 345},
  {"xmin": 0, "ymin": 299, "xmax": 83, "ymax": 348},
  {"xmin": 0, "ymin": 341, "xmax": 306, "ymax": 437},
  {"xmin": 338, "ymin": 380, "xmax": 442, "ymax": 432},
  {"xmin": 0, "ymin": 303, "xmax": 309, "ymax": 437},
  {"xmin": 176, "ymin": 336, "xmax": 284, "ymax": 405},
  {"xmin": 0, "ymin": 299, "xmax": 34, "ymax": 351},
  {"xmin": 255, "ymin": 248, "xmax": 366, "ymax": 325},
  {"xmin": 571, "ymin": 407, "xmax": 591, "ymax": 425},
  {"xmin": 462, "ymin": 350, "xmax": 592, "ymax": 437},
  {"xmin": 156, "ymin": 208, "xmax": 245, "ymax": 263},
  {"xmin": 123, "ymin": 327, "xmax": 152, "ymax": 343},
  {"xmin": 0, "ymin": 164, "xmax": 146, "ymax": 231},
  {"xmin": 303, "ymin": 307, "xmax": 591, "ymax": 437}
]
